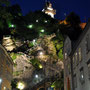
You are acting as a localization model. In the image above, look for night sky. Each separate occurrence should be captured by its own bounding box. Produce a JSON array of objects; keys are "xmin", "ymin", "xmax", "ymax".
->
[{"xmin": 10, "ymin": 0, "xmax": 90, "ymax": 22}]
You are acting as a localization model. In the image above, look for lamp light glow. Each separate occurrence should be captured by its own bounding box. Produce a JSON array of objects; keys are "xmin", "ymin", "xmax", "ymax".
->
[
  {"xmin": 39, "ymin": 64, "xmax": 43, "ymax": 69},
  {"xmin": 9, "ymin": 24, "xmax": 15, "ymax": 28},
  {"xmin": 36, "ymin": 20, "xmax": 38, "ymax": 22},
  {"xmin": 4, "ymin": 87, "xmax": 6, "ymax": 90},
  {"xmin": 28, "ymin": 24, "xmax": 33, "ymax": 29},
  {"xmin": 17, "ymin": 82, "xmax": 25, "ymax": 90},
  {"xmin": 39, "ymin": 52, "xmax": 43, "ymax": 55},
  {"xmin": 35, "ymin": 74, "xmax": 38, "ymax": 78},
  {"xmin": 40, "ymin": 29, "xmax": 44, "ymax": 33},
  {"xmin": 45, "ymin": 20, "xmax": 47, "ymax": 23}
]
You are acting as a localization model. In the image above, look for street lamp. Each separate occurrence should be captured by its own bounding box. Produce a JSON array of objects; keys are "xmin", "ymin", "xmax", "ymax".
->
[
  {"xmin": 39, "ymin": 64, "xmax": 43, "ymax": 69},
  {"xmin": 45, "ymin": 20, "xmax": 47, "ymax": 23},
  {"xmin": 39, "ymin": 52, "xmax": 43, "ymax": 55},
  {"xmin": 28, "ymin": 24, "xmax": 33, "ymax": 29},
  {"xmin": 36, "ymin": 20, "xmax": 39, "ymax": 22},
  {"xmin": 9, "ymin": 24, "xmax": 15, "ymax": 28},
  {"xmin": 35, "ymin": 74, "xmax": 38, "ymax": 78},
  {"xmin": 4, "ymin": 87, "xmax": 6, "ymax": 90},
  {"xmin": 40, "ymin": 29, "xmax": 45, "ymax": 33},
  {"xmin": 17, "ymin": 82, "xmax": 25, "ymax": 90}
]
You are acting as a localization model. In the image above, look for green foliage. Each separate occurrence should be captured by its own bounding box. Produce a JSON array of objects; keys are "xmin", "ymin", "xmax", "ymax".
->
[
  {"xmin": 66, "ymin": 12, "xmax": 81, "ymax": 26},
  {"xmin": 28, "ymin": 42, "xmax": 34, "ymax": 47},
  {"xmin": 58, "ymin": 49, "xmax": 63, "ymax": 60},
  {"xmin": 10, "ymin": 52, "xmax": 23, "ymax": 61},
  {"xmin": 51, "ymin": 79, "xmax": 64, "ymax": 88},
  {"xmin": 13, "ymin": 70, "xmax": 23, "ymax": 76},
  {"xmin": 53, "ymin": 39, "xmax": 63, "ymax": 60},
  {"xmin": 11, "ymin": 79, "xmax": 17, "ymax": 89},
  {"xmin": 0, "ymin": 0, "xmax": 10, "ymax": 6},
  {"xmin": 30, "ymin": 58, "xmax": 42, "ymax": 69}
]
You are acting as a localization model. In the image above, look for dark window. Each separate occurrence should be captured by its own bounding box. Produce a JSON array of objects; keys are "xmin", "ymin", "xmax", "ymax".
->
[
  {"xmin": 86, "ymin": 35, "xmax": 90, "ymax": 53},
  {"xmin": 79, "ymin": 48, "xmax": 82, "ymax": 62},
  {"xmin": 68, "ymin": 63, "xmax": 71, "ymax": 74},
  {"xmin": 74, "ymin": 74, "xmax": 77, "ymax": 88},
  {"xmin": 87, "ymin": 59, "xmax": 90, "ymax": 79}
]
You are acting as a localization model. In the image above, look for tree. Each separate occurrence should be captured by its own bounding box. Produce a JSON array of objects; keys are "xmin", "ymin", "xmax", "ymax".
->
[
  {"xmin": 0, "ymin": 0, "xmax": 10, "ymax": 6},
  {"xmin": 65, "ymin": 12, "xmax": 81, "ymax": 27}
]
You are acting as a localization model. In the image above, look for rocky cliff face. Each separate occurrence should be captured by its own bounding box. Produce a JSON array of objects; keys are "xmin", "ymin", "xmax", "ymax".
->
[{"xmin": 5, "ymin": 34, "xmax": 64, "ymax": 89}]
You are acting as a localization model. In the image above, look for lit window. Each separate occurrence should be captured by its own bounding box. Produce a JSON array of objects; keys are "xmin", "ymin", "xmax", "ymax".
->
[
  {"xmin": 75, "ymin": 52, "xmax": 78, "ymax": 65},
  {"xmin": 65, "ymin": 53, "xmax": 67, "ymax": 59},
  {"xmin": 79, "ymin": 48, "xmax": 82, "ymax": 61},
  {"xmin": 80, "ymin": 67, "xmax": 85, "ymax": 84}
]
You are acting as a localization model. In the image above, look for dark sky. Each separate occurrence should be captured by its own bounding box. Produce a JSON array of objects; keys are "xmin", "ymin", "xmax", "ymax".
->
[{"xmin": 10, "ymin": 0, "xmax": 90, "ymax": 22}]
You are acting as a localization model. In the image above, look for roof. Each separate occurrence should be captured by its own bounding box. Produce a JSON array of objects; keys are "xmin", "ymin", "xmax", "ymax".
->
[
  {"xmin": 70, "ymin": 20, "xmax": 90, "ymax": 57},
  {"xmin": 79, "ymin": 23, "xmax": 86, "ymax": 29},
  {"xmin": 59, "ymin": 20, "xmax": 86, "ymax": 30}
]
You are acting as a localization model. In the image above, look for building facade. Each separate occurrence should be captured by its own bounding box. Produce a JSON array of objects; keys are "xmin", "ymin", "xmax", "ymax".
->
[
  {"xmin": 0, "ymin": 45, "xmax": 13, "ymax": 90},
  {"xmin": 63, "ymin": 20, "xmax": 90, "ymax": 90}
]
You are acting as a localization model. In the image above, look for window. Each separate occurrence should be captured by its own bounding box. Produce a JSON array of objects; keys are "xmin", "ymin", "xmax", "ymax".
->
[
  {"xmin": 87, "ymin": 59, "xmax": 90, "ymax": 79},
  {"xmin": 65, "ymin": 53, "xmax": 67, "ymax": 59},
  {"xmin": 79, "ymin": 48, "xmax": 82, "ymax": 62},
  {"xmin": 86, "ymin": 35, "xmax": 90, "ymax": 53},
  {"xmin": 74, "ymin": 74, "xmax": 77, "ymax": 88},
  {"xmin": 73, "ymin": 55, "xmax": 77, "ymax": 69},
  {"xmin": 88, "ymin": 63, "xmax": 90, "ymax": 79},
  {"xmin": 68, "ymin": 63, "xmax": 71, "ymax": 74},
  {"xmin": 73, "ymin": 56, "xmax": 75, "ymax": 65},
  {"xmin": 80, "ymin": 67, "xmax": 85, "ymax": 84},
  {"xmin": 75, "ymin": 52, "xmax": 78, "ymax": 65}
]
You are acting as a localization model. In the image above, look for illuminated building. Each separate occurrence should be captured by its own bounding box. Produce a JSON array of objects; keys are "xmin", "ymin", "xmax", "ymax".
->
[
  {"xmin": 42, "ymin": 2, "xmax": 56, "ymax": 18},
  {"xmin": 0, "ymin": 45, "xmax": 13, "ymax": 90},
  {"xmin": 63, "ymin": 20, "xmax": 90, "ymax": 90}
]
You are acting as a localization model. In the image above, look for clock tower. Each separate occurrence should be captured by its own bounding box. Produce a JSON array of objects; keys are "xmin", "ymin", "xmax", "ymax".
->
[{"xmin": 42, "ymin": 2, "xmax": 56, "ymax": 18}]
